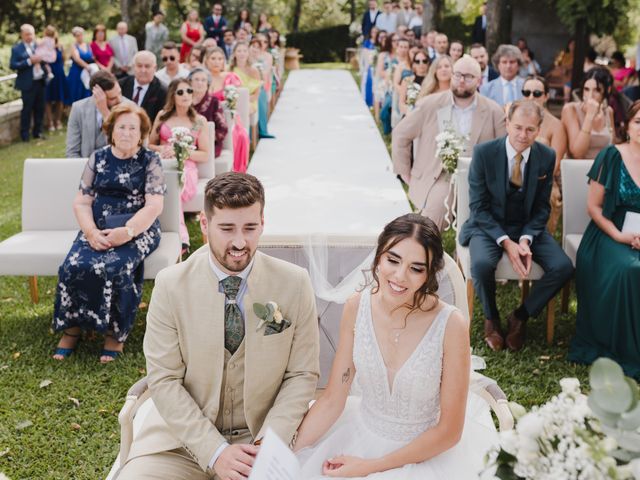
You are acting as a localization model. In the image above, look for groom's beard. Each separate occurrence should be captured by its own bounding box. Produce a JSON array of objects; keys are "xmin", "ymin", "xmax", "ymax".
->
[{"xmin": 213, "ymin": 246, "xmax": 255, "ymax": 272}]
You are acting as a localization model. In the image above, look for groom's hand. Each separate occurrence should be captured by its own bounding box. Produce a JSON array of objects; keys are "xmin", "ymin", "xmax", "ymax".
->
[{"xmin": 214, "ymin": 444, "xmax": 259, "ymax": 480}]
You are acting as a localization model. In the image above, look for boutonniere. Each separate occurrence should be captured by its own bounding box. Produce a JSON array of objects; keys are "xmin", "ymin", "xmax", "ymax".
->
[{"xmin": 253, "ymin": 301, "xmax": 291, "ymax": 335}]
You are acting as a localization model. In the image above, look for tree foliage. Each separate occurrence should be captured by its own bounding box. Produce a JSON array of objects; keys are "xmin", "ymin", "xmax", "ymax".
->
[{"xmin": 555, "ymin": 0, "xmax": 629, "ymax": 36}]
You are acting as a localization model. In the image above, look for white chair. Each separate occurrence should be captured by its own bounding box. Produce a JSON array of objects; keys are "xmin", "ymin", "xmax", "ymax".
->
[
  {"xmin": 560, "ymin": 159, "xmax": 593, "ymax": 312},
  {"xmin": 455, "ymin": 157, "xmax": 557, "ymax": 344},
  {"xmin": 0, "ymin": 158, "xmax": 181, "ymax": 303}
]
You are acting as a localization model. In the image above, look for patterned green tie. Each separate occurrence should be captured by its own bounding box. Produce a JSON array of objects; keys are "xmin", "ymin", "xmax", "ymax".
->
[{"xmin": 221, "ymin": 276, "xmax": 244, "ymax": 354}]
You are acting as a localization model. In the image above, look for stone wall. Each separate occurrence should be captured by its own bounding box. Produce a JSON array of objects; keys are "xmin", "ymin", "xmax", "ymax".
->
[{"xmin": 0, "ymin": 100, "xmax": 22, "ymax": 146}]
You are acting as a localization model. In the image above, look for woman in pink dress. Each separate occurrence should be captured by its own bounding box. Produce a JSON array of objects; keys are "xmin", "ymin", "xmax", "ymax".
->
[
  {"xmin": 204, "ymin": 47, "xmax": 241, "ymax": 102},
  {"xmin": 148, "ymin": 78, "xmax": 211, "ymax": 253},
  {"xmin": 90, "ymin": 24, "xmax": 114, "ymax": 72}
]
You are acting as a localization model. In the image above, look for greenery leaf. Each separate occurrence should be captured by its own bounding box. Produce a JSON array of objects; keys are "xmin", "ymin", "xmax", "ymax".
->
[
  {"xmin": 588, "ymin": 395, "xmax": 620, "ymax": 427},
  {"xmin": 619, "ymin": 403, "xmax": 640, "ymax": 430},
  {"xmin": 590, "ymin": 358, "xmax": 625, "ymax": 390},
  {"xmin": 253, "ymin": 303, "xmax": 268, "ymax": 319}
]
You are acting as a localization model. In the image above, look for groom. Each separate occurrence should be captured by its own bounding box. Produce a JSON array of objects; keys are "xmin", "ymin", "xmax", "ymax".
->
[{"xmin": 117, "ymin": 173, "xmax": 320, "ymax": 479}]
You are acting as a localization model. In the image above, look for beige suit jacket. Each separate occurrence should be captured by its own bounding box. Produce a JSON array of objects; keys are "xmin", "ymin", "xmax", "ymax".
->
[
  {"xmin": 128, "ymin": 247, "xmax": 320, "ymax": 472},
  {"xmin": 392, "ymin": 90, "xmax": 506, "ymax": 211}
]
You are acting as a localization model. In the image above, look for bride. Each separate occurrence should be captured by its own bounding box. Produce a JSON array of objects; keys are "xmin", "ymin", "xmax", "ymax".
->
[{"xmin": 294, "ymin": 213, "xmax": 497, "ymax": 478}]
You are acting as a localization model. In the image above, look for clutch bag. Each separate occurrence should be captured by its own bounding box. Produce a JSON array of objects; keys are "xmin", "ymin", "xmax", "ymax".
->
[
  {"xmin": 621, "ymin": 211, "xmax": 640, "ymax": 234},
  {"xmin": 104, "ymin": 213, "xmax": 134, "ymax": 229}
]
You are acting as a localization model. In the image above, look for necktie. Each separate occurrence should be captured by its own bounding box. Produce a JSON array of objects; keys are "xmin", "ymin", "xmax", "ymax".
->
[
  {"xmin": 221, "ymin": 276, "xmax": 244, "ymax": 354},
  {"xmin": 511, "ymin": 153, "xmax": 523, "ymax": 187},
  {"xmin": 505, "ymin": 81, "xmax": 515, "ymax": 104},
  {"xmin": 133, "ymin": 86, "xmax": 143, "ymax": 105}
]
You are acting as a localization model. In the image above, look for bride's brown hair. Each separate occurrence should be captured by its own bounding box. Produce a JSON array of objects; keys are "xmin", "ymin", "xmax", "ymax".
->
[{"xmin": 370, "ymin": 214, "xmax": 444, "ymax": 314}]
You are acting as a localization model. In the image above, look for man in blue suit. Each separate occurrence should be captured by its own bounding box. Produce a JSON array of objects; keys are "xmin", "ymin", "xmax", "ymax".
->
[
  {"xmin": 204, "ymin": 3, "xmax": 227, "ymax": 45},
  {"xmin": 479, "ymin": 44, "xmax": 524, "ymax": 107},
  {"xmin": 10, "ymin": 24, "xmax": 46, "ymax": 142},
  {"xmin": 361, "ymin": 0, "xmax": 381, "ymax": 38},
  {"xmin": 459, "ymin": 101, "xmax": 573, "ymax": 352}
]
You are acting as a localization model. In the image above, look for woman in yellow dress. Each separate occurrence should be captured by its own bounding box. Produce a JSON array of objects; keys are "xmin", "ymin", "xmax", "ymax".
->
[{"xmin": 229, "ymin": 41, "xmax": 261, "ymax": 115}]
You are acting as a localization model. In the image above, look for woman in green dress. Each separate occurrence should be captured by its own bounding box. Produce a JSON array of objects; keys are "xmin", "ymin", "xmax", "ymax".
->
[{"xmin": 569, "ymin": 101, "xmax": 640, "ymax": 379}]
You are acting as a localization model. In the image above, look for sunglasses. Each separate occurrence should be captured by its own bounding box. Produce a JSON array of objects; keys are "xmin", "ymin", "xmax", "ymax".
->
[
  {"xmin": 414, "ymin": 59, "xmax": 429, "ymax": 64},
  {"xmin": 522, "ymin": 89, "xmax": 544, "ymax": 98},
  {"xmin": 176, "ymin": 88, "xmax": 193, "ymax": 96},
  {"xmin": 162, "ymin": 55, "xmax": 176, "ymax": 62}
]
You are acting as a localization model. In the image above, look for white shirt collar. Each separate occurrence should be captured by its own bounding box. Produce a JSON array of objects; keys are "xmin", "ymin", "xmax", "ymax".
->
[
  {"xmin": 208, "ymin": 251, "xmax": 254, "ymax": 282},
  {"xmin": 451, "ymin": 92, "xmax": 478, "ymax": 112},
  {"xmin": 505, "ymin": 137, "xmax": 531, "ymax": 164},
  {"xmin": 501, "ymin": 76, "xmax": 516, "ymax": 86}
]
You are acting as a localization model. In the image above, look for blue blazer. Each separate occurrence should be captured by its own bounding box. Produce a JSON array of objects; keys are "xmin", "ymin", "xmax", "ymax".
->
[
  {"xmin": 10, "ymin": 42, "xmax": 34, "ymax": 91},
  {"xmin": 204, "ymin": 15, "xmax": 227, "ymax": 42},
  {"xmin": 480, "ymin": 76, "xmax": 524, "ymax": 106},
  {"xmin": 361, "ymin": 10, "xmax": 381, "ymax": 38}
]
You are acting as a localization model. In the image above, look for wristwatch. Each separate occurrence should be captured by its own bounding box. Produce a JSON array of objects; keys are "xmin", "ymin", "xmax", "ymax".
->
[{"xmin": 125, "ymin": 224, "xmax": 135, "ymax": 239}]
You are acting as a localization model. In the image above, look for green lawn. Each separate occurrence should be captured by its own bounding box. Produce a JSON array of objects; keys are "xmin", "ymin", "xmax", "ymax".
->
[{"xmin": 0, "ymin": 70, "xmax": 590, "ymax": 480}]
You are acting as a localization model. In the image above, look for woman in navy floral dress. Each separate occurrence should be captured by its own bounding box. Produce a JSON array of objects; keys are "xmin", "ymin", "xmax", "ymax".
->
[{"xmin": 53, "ymin": 104, "xmax": 165, "ymax": 363}]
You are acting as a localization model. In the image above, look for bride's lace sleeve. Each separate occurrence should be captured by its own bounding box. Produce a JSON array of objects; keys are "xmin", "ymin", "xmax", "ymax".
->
[
  {"xmin": 79, "ymin": 153, "xmax": 97, "ymax": 196},
  {"xmin": 145, "ymin": 150, "xmax": 167, "ymax": 195}
]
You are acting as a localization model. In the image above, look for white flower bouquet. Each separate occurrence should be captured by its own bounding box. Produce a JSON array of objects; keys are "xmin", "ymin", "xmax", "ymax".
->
[
  {"xmin": 435, "ymin": 122, "xmax": 468, "ymax": 174},
  {"xmin": 406, "ymin": 81, "xmax": 421, "ymax": 109},
  {"xmin": 169, "ymin": 126, "xmax": 196, "ymax": 186},
  {"xmin": 224, "ymin": 85, "xmax": 239, "ymax": 113}
]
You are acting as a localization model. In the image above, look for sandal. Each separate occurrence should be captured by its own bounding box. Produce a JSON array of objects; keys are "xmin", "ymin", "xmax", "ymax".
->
[
  {"xmin": 100, "ymin": 334, "xmax": 123, "ymax": 363},
  {"xmin": 53, "ymin": 331, "xmax": 81, "ymax": 360}
]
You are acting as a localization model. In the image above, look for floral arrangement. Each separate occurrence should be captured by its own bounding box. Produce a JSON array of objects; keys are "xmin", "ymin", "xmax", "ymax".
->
[
  {"xmin": 405, "ymin": 81, "xmax": 421, "ymax": 109},
  {"xmin": 483, "ymin": 358, "xmax": 640, "ymax": 480},
  {"xmin": 224, "ymin": 85, "xmax": 239, "ymax": 113},
  {"xmin": 169, "ymin": 126, "xmax": 196, "ymax": 186},
  {"xmin": 435, "ymin": 122, "xmax": 468, "ymax": 174}
]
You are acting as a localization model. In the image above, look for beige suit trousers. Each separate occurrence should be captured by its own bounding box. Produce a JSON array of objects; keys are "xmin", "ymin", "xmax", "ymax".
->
[{"xmin": 419, "ymin": 172, "xmax": 453, "ymax": 230}]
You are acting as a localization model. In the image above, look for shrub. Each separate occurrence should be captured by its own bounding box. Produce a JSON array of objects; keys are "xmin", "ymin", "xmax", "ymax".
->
[{"xmin": 286, "ymin": 25, "xmax": 353, "ymax": 63}]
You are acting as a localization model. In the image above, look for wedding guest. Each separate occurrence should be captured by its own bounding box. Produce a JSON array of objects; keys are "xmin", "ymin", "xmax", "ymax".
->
[
  {"xmin": 448, "ymin": 40, "xmax": 464, "ymax": 62},
  {"xmin": 145, "ymin": 11, "xmax": 169, "ymax": 62},
  {"xmin": 204, "ymin": 3, "xmax": 227, "ymax": 44},
  {"xmin": 249, "ymin": 35, "xmax": 274, "ymax": 138},
  {"xmin": 204, "ymin": 47, "xmax": 241, "ymax": 102},
  {"xmin": 109, "ymin": 21, "xmax": 138, "ymax": 79},
  {"xmin": 10, "ymin": 24, "xmax": 47, "ymax": 141},
  {"xmin": 471, "ymin": 1, "xmax": 487, "ymax": 45},
  {"xmin": 256, "ymin": 13, "xmax": 272, "ymax": 34},
  {"xmin": 189, "ymin": 67, "xmax": 228, "ymax": 157},
  {"xmin": 65, "ymin": 26, "xmax": 94, "ymax": 105},
  {"xmin": 458, "ymin": 100, "xmax": 573, "ymax": 352},
  {"xmin": 434, "ymin": 33, "xmax": 448, "ymax": 58},
  {"xmin": 44, "ymin": 26, "xmax": 67, "ymax": 131},
  {"xmin": 185, "ymin": 45, "xmax": 204, "ymax": 70},
  {"xmin": 470, "ymin": 43, "xmax": 498, "ymax": 87},
  {"xmin": 610, "ymin": 51, "xmax": 635, "ymax": 92},
  {"xmin": 233, "ymin": 9, "xmax": 252, "ymax": 31},
  {"xmin": 91, "ymin": 25, "xmax": 114, "ymax": 72},
  {"xmin": 119, "ymin": 51, "xmax": 167, "ymax": 123},
  {"xmin": 480, "ymin": 44, "xmax": 523, "ymax": 106},
  {"xmin": 222, "ymin": 30, "xmax": 236, "ymax": 60},
  {"xmin": 66, "ymin": 70, "xmax": 133, "ymax": 157},
  {"xmin": 391, "ymin": 37, "xmax": 412, "ymax": 127},
  {"xmin": 179, "ymin": 10, "xmax": 205, "ymax": 63},
  {"xmin": 398, "ymin": 49, "xmax": 429, "ymax": 116},
  {"xmin": 148, "ymin": 78, "xmax": 211, "ymax": 251},
  {"xmin": 518, "ymin": 48, "xmax": 540, "ymax": 78},
  {"xmin": 376, "ymin": 33, "xmax": 398, "ymax": 133},
  {"xmin": 408, "ymin": 3, "xmax": 423, "ymax": 36},
  {"xmin": 114, "ymin": 173, "xmax": 319, "ymax": 479},
  {"xmin": 376, "ymin": 0, "xmax": 397, "ymax": 34},
  {"xmin": 295, "ymin": 214, "xmax": 497, "ymax": 478},
  {"xmin": 393, "ymin": 56, "xmax": 505, "ymax": 229},
  {"xmin": 561, "ymin": 67, "xmax": 614, "ymax": 159},
  {"xmin": 418, "ymin": 54, "xmax": 453, "ymax": 98},
  {"xmin": 231, "ymin": 42, "xmax": 261, "ymax": 115},
  {"xmin": 521, "ymin": 75, "xmax": 567, "ymax": 233},
  {"xmin": 396, "ymin": 0, "xmax": 416, "ymax": 28},
  {"xmin": 235, "ymin": 27, "xmax": 249, "ymax": 44},
  {"xmin": 53, "ymin": 103, "xmax": 165, "ymax": 363},
  {"xmin": 201, "ymin": 38, "xmax": 218, "ymax": 50},
  {"xmin": 569, "ymin": 102, "xmax": 640, "ymax": 380},
  {"xmin": 155, "ymin": 42, "xmax": 189, "ymax": 87},
  {"xmin": 362, "ymin": 0, "xmax": 381, "ymax": 39},
  {"xmin": 423, "ymin": 29, "xmax": 437, "ymax": 60}
]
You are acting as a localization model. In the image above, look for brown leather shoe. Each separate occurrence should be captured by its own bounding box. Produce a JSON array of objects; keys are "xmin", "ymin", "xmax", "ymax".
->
[
  {"xmin": 505, "ymin": 312, "xmax": 527, "ymax": 351},
  {"xmin": 484, "ymin": 319, "xmax": 504, "ymax": 351}
]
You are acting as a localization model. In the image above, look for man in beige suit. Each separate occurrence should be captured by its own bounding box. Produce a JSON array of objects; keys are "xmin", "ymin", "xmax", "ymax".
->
[
  {"xmin": 117, "ymin": 173, "xmax": 320, "ymax": 479},
  {"xmin": 392, "ymin": 56, "xmax": 506, "ymax": 229}
]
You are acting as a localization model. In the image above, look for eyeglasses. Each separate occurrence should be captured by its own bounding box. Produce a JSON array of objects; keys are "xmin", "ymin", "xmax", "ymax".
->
[
  {"xmin": 522, "ymin": 89, "xmax": 544, "ymax": 98},
  {"xmin": 414, "ymin": 59, "xmax": 429, "ymax": 64},
  {"xmin": 161, "ymin": 55, "xmax": 176, "ymax": 62},
  {"xmin": 176, "ymin": 88, "xmax": 193, "ymax": 96},
  {"xmin": 452, "ymin": 72, "xmax": 476, "ymax": 82}
]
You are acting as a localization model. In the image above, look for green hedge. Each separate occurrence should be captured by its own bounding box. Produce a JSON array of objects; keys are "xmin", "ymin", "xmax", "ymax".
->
[
  {"xmin": 439, "ymin": 14, "xmax": 471, "ymax": 47},
  {"xmin": 286, "ymin": 25, "xmax": 353, "ymax": 63}
]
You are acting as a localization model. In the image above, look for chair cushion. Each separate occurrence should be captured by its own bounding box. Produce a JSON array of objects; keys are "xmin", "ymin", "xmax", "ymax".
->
[
  {"xmin": 216, "ymin": 150, "xmax": 233, "ymax": 175},
  {"xmin": 564, "ymin": 234, "xmax": 583, "ymax": 267},
  {"xmin": 456, "ymin": 242, "xmax": 545, "ymax": 281},
  {"xmin": 143, "ymin": 232, "xmax": 181, "ymax": 279}
]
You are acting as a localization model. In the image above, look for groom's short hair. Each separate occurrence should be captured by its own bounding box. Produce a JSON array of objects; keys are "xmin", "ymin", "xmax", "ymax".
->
[{"xmin": 204, "ymin": 172, "xmax": 265, "ymax": 218}]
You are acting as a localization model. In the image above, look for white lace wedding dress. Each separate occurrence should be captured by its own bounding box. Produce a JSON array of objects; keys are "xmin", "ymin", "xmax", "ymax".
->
[{"xmin": 297, "ymin": 289, "xmax": 498, "ymax": 479}]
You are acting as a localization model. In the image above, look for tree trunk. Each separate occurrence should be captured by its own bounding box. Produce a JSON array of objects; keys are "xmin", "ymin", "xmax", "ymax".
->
[
  {"xmin": 292, "ymin": 0, "xmax": 302, "ymax": 32},
  {"xmin": 570, "ymin": 18, "xmax": 588, "ymax": 98},
  {"xmin": 120, "ymin": 0, "xmax": 131, "ymax": 25},
  {"xmin": 422, "ymin": 0, "xmax": 441, "ymax": 31},
  {"xmin": 486, "ymin": 0, "xmax": 512, "ymax": 55},
  {"xmin": 42, "ymin": 0, "xmax": 51, "ymax": 25},
  {"xmin": 350, "ymin": 0, "xmax": 356, "ymax": 23},
  {"xmin": 121, "ymin": 0, "xmax": 154, "ymax": 47}
]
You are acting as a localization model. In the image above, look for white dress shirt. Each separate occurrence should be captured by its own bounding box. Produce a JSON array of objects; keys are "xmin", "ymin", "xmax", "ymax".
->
[
  {"xmin": 207, "ymin": 252, "xmax": 255, "ymax": 471},
  {"xmin": 132, "ymin": 79, "xmax": 150, "ymax": 106},
  {"xmin": 451, "ymin": 95, "xmax": 477, "ymax": 138},
  {"xmin": 496, "ymin": 137, "xmax": 533, "ymax": 246},
  {"xmin": 155, "ymin": 65, "xmax": 190, "ymax": 87},
  {"xmin": 375, "ymin": 12, "xmax": 397, "ymax": 33},
  {"xmin": 24, "ymin": 42, "xmax": 44, "ymax": 80}
]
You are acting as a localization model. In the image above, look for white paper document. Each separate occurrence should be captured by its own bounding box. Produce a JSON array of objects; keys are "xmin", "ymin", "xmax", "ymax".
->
[
  {"xmin": 622, "ymin": 211, "xmax": 640, "ymax": 234},
  {"xmin": 249, "ymin": 428, "xmax": 301, "ymax": 480}
]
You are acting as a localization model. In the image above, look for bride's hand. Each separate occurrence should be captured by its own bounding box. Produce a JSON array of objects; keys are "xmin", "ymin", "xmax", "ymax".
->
[{"xmin": 322, "ymin": 455, "xmax": 373, "ymax": 477}]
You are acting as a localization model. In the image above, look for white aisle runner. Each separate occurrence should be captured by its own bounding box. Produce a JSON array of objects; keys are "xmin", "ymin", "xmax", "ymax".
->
[{"xmin": 249, "ymin": 69, "xmax": 410, "ymax": 385}]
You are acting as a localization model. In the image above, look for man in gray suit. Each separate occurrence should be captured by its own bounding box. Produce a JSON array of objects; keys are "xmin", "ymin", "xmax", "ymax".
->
[
  {"xmin": 479, "ymin": 44, "xmax": 524, "ymax": 107},
  {"xmin": 66, "ymin": 71, "xmax": 132, "ymax": 158},
  {"xmin": 110, "ymin": 21, "xmax": 138, "ymax": 79}
]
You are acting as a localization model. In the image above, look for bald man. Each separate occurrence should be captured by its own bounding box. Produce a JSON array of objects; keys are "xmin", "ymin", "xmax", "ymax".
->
[
  {"xmin": 392, "ymin": 56, "xmax": 506, "ymax": 229},
  {"xmin": 110, "ymin": 21, "xmax": 138, "ymax": 78},
  {"xmin": 119, "ymin": 50, "xmax": 166, "ymax": 122}
]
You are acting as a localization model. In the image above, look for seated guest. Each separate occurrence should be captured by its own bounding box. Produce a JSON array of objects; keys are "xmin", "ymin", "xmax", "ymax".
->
[
  {"xmin": 184, "ymin": 44, "xmax": 204, "ymax": 70},
  {"xmin": 230, "ymin": 42, "xmax": 261, "ymax": 114},
  {"xmin": 66, "ymin": 70, "xmax": 133, "ymax": 157},
  {"xmin": 448, "ymin": 39, "xmax": 464, "ymax": 62},
  {"xmin": 233, "ymin": 8, "xmax": 252, "ymax": 31},
  {"xmin": 149, "ymin": 78, "xmax": 211, "ymax": 252},
  {"xmin": 53, "ymin": 103, "xmax": 165, "ymax": 363},
  {"xmin": 569, "ymin": 102, "xmax": 640, "ymax": 380},
  {"xmin": 561, "ymin": 67, "xmax": 614, "ymax": 159},
  {"xmin": 221, "ymin": 30, "xmax": 236, "ymax": 60},
  {"xmin": 398, "ymin": 49, "xmax": 430, "ymax": 116},
  {"xmin": 393, "ymin": 57, "xmax": 505, "ymax": 229},
  {"xmin": 518, "ymin": 48, "xmax": 540, "ymax": 78},
  {"xmin": 434, "ymin": 32, "xmax": 449, "ymax": 58},
  {"xmin": 521, "ymin": 75, "xmax": 567, "ymax": 233},
  {"xmin": 204, "ymin": 47, "xmax": 241, "ymax": 102},
  {"xmin": 119, "ymin": 50, "xmax": 167, "ymax": 123},
  {"xmin": 250, "ymin": 34, "xmax": 275, "ymax": 138},
  {"xmin": 188, "ymin": 67, "xmax": 228, "ymax": 157},
  {"xmin": 458, "ymin": 101, "xmax": 573, "ymax": 352},
  {"xmin": 480, "ymin": 44, "xmax": 524, "ymax": 107},
  {"xmin": 470, "ymin": 43, "xmax": 498, "ymax": 88},
  {"xmin": 155, "ymin": 41, "xmax": 189, "ymax": 87},
  {"xmin": 610, "ymin": 51, "xmax": 635, "ymax": 92},
  {"xmin": 90, "ymin": 24, "xmax": 114, "ymax": 72},
  {"xmin": 418, "ymin": 54, "xmax": 453, "ymax": 98}
]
